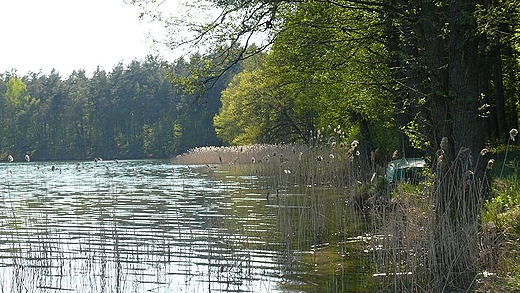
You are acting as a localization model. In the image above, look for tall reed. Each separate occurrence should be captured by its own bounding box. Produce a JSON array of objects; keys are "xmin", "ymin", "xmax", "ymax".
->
[
  {"xmin": 174, "ymin": 130, "xmax": 507, "ymax": 292},
  {"xmin": 173, "ymin": 130, "xmax": 377, "ymax": 291},
  {"xmin": 369, "ymin": 141, "xmax": 496, "ymax": 292}
]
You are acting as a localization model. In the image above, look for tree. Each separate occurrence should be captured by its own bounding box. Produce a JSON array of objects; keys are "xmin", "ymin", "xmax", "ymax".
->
[
  {"xmin": 3, "ymin": 76, "xmax": 39, "ymax": 157},
  {"xmin": 214, "ymin": 58, "xmax": 270, "ymax": 145},
  {"xmin": 215, "ymin": 2, "xmax": 397, "ymax": 156},
  {"xmin": 64, "ymin": 70, "xmax": 91, "ymax": 158},
  {"xmin": 0, "ymin": 56, "xmax": 230, "ymax": 160}
]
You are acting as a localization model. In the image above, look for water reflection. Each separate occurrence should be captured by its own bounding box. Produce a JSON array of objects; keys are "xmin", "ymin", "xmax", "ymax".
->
[{"xmin": 0, "ymin": 159, "xmax": 371, "ymax": 292}]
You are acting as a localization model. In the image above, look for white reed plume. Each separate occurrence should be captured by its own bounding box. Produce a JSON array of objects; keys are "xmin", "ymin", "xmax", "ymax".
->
[
  {"xmin": 474, "ymin": 148, "xmax": 490, "ymax": 174},
  {"xmin": 392, "ymin": 150, "xmax": 398, "ymax": 159},
  {"xmin": 510, "ymin": 128, "xmax": 518, "ymax": 141},
  {"xmin": 487, "ymin": 159, "xmax": 495, "ymax": 170},
  {"xmin": 457, "ymin": 147, "xmax": 471, "ymax": 158},
  {"xmin": 440, "ymin": 137, "xmax": 449, "ymax": 151},
  {"xmin": 500, "ymin": 128, "xmax": 518, "ymax": 177}
]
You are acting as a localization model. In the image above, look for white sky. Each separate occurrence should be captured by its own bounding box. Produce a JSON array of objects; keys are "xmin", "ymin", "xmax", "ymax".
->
[{"xmin": 0, "ymin": 0, "xmax": 176, "ymax": 77}]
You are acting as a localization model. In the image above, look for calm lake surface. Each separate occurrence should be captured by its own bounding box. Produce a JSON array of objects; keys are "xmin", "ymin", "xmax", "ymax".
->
[{"xmin": 0, "ymin": 159, "xmax": 372, "ymax": 292}]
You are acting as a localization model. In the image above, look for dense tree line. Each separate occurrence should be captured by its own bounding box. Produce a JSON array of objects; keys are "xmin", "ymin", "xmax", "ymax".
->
[
  {"xmin": 0, "ymin": 56, "xmax": 233, "ymax": 161},
  {"xmin": 133, "ymin": 0, "xmax": 520, "ymax": 159}
]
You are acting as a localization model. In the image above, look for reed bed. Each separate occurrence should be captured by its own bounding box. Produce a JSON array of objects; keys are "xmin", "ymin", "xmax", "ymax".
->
[
  {"xmin": 174, "ymin": 139, "xmax": 381, "ymax": 291},
  {"xmin": 174, "ymin": 137, "xmax": 506, "ymax": 292}
]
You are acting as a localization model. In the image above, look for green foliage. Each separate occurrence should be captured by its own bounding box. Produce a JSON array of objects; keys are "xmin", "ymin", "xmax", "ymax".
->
[
  {"xmin": 482, "ymin": 175, "xmax": 520, "ymax": 290},
  {"xmin": 214, "ymin": 64, "xmax": 265, "ymax": 145},
  {"xmin": 214, "ymin": 2, "xmax": 397, "ymax": 149},
  {"xmin": 402, "ymin": 117, "xmax": 431, "ymax": 151},
  {"xmin": 0, "ymin": 56, "xmax": 232, "ymax": 160},
  {"xmin": 5, "ymin": 77, "xmax": 31, "ymax": 108},
  {"xmin": 483, "ymin": 175, "xmax": 520, "ymax": 234},
  {"xmin": 131, "ymin": 0, "xmax": 520, "ymax": 158}
]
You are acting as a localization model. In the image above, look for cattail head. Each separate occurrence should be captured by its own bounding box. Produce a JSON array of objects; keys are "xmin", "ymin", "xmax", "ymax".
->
[
  {"xmin": 392, "ymin": 150, "xmax": 398, "ymax": 159},
  {"xmin": 457, "ymin": 147, "xmax": 471, "ymax": 157},
  {"xmin": 487, "ymin": 159, "xmax": 495, "ymax": 170},
  {"xmin": 510, "ymin": 128, "xmax": 518, "ymax": 141},
  {"xmin": 438, "ymin": 154, "xmax": 444, "ymax": 164},
  {"xmin": 440, "ymin": 137, "xmax": 449, "ymax": 151}
]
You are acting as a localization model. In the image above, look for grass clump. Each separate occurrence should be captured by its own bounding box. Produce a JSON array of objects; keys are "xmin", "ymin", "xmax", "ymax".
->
[
  {"xmin": 480, "ymin": 174, "xmax": 520, "ymax": 291},
  {"xmin": 483, "ymin": 175, "xmax": 520, "ymax": 233}
]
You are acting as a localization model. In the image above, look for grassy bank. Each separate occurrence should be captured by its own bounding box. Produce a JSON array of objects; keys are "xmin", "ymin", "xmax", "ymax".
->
[{"xmin": 478, "ymin": 145, "xmax": 520, "ymax": 290}]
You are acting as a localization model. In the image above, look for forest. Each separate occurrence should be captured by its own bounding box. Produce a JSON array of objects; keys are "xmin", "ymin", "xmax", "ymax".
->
[
  {"xmin": 0, "ymin": 55, "xmax": 237, "ymax": 161},
  {"xmin": 205, "ymin": 0, "xmax": 520, "ymax": 165},
  {"xmin": 2, "ymin": 0, "xmax": 519, "ymax": 164}
]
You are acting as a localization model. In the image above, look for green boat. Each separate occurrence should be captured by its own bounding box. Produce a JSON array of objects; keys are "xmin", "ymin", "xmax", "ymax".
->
[{"xmin": 385, "ymin": 158, "xmax": 426, "ymax": 183}]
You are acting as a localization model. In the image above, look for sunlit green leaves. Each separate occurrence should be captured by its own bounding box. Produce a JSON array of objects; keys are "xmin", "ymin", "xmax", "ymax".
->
[
  {"xmin": 213, "ymin": 1, "xmax": 396, "ymax": 148},
  {"xmin": 268, "ymin": 1, "xmax": 394, "ymax": 131},
  {"xmin": 5, "ymin": 77, "xmax": 32, "ymax": 108}
]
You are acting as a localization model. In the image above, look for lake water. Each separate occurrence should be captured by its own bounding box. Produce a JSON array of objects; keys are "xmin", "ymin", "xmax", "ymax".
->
[{"xmin": 0, "ymin": 159, "xmax": 372, "ymax": 292}]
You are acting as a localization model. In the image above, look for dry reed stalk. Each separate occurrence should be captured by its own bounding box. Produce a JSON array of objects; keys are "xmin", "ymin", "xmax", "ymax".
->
[
  {"xmin": 370, "ymin": 144, "xmax": 495, "ymax": 292},
  {"xmin": 173, "ymin": 140, "xmax": 398, "ymax": 290}
]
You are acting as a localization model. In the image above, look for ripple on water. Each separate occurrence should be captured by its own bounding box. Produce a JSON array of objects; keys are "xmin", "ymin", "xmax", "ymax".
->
[{"xmin": 0, "ymin": 160, "xmax": 289, "ymax": 293}]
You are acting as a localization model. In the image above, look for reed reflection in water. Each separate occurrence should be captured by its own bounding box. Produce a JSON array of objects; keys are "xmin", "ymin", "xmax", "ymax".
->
[{"xmin": 0, "ymin": 159, "xmax": 287, "ymax": 293}]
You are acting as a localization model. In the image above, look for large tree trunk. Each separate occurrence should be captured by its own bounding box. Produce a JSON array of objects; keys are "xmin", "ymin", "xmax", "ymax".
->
[
  {"xmin": 418, "ymin": 0, "xmax": 451, "ymax": 153},
  {"xmin": 429, "ymin": 1, "xmax": 486, "ymax": 291},
  {"xmin": 491, "ymin": 42, "xmax": 507, "ymax": 141},
  {"xmin": 401, "ymin": 1, "xmax": 487, "ymax": 291},
  {"xmin": 448, "ymin": 1, "xmax": 484, "ymax": 157}
]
